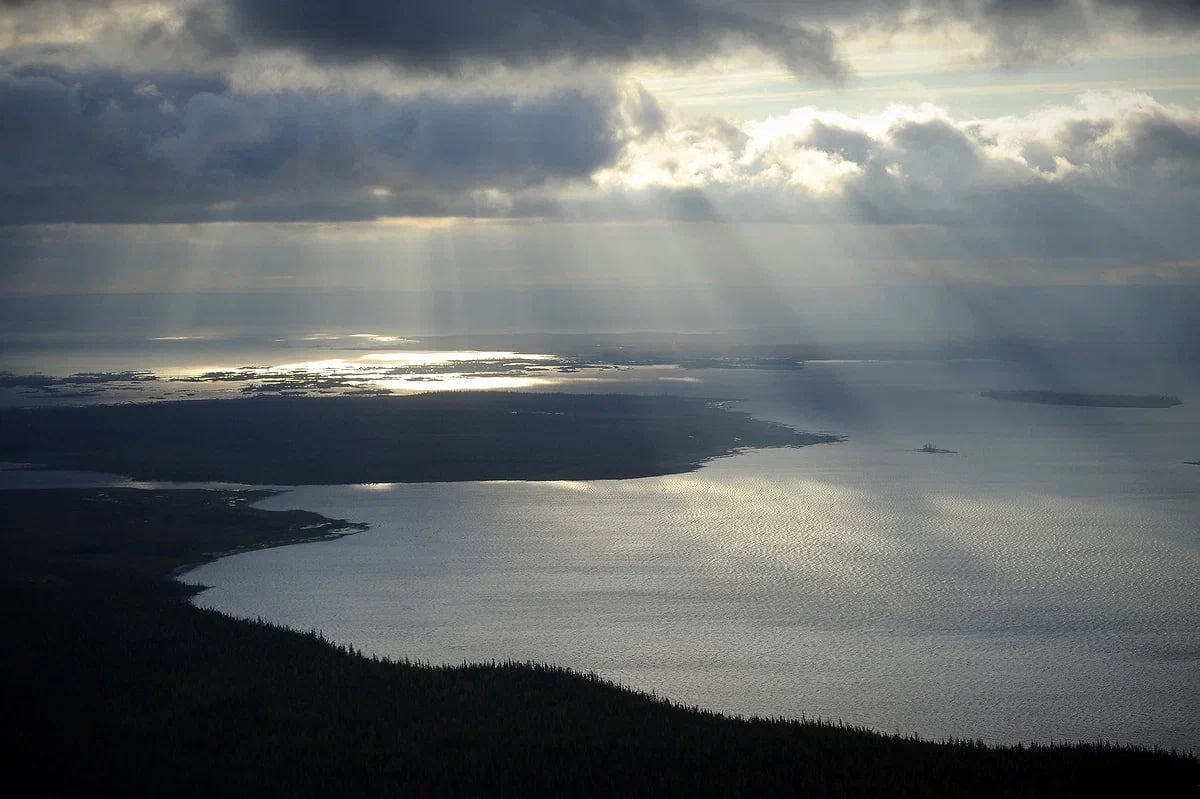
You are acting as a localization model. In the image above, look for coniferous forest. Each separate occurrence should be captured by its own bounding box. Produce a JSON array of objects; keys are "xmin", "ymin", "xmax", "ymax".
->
[{"xmin": 2, "ymin": 488, "xmax": 1195, "ymax": 796}]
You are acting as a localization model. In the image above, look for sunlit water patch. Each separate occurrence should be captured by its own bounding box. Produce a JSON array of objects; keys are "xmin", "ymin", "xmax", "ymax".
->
[{"xmin": 0, "ymin": 343, "xmax": 584, "ymax": 405}]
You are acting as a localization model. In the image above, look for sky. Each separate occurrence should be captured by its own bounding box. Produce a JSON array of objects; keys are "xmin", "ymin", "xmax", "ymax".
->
[{"xmin": 0, "ymin": 1, "xmax": 1198, "ymax": 312}]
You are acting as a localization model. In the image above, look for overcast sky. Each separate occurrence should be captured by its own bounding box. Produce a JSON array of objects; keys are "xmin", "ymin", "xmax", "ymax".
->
[{"xmin": 1, "ymin": 0, "xmax": 1197, "ymax": 297}]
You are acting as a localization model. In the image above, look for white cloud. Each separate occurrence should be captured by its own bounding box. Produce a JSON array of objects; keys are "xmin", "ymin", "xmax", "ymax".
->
[{"xmin": 592, "ymin": 92, "xmax": 1198, "ymax": 253}]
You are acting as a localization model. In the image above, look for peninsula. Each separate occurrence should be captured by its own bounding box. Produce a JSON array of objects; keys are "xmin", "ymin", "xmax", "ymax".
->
[{"xmin": 0, "ymin": 392, "xmax": 838, "ymax": 484}]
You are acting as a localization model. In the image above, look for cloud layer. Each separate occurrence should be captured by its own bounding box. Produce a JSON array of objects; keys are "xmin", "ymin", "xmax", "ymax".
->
[
  {"xmin": 4, "ymin": 1, "xmax": 1199, "ymax": 78},
  {"xmin": 588, "ymin": 91, "xmax": 1200, "ymax": 260},
  {"xmin": 232, "ymin": 1, "xmax": 1200, "ymax": 68},
  {"xmin": 4, "ymin": 54, "xmax": 1193, "ymax": 270},
  {"xmin": 0, "ymin": 66, "xmax": 640, "ymax": 223},
  {"xmin": 0, "ymin": 1, "xmax": 1196, "ymax": 286}
]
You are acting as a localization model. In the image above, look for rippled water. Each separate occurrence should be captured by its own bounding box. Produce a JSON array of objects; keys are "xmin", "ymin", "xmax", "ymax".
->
[{"xmin": 175, "ymin": 360, "xmax": 1200, "ymax": 750}]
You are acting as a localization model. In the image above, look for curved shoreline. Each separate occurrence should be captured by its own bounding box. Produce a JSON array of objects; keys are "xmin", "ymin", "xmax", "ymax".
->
[{"xmin": 168, "ymin": 491, "xmax": 369, "ymax": 584}]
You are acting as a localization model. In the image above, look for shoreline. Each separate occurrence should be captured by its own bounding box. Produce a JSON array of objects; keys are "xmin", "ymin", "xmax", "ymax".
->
[{"xmin": 167, "ymin": 491, "xmax": 369, "ymax": 584}]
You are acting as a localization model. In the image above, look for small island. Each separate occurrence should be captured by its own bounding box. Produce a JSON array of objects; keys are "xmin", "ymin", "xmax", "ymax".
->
[
  {"xmin": 0, "ymin": 392, "xmax": 839, "ymax": 485},
  {"xmin": 981, "ymin": 390, "xmax": 1182, "ymax": 408}
]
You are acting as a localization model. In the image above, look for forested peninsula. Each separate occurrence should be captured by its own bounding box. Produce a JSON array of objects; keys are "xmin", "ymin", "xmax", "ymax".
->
[{"xmin": 0, "ymin": 392, "xmax": 838, "ymax": 484}]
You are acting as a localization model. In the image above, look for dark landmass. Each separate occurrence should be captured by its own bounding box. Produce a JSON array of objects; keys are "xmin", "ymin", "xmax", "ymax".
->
[
  {"xmin": 0, "ymin": 488, "xmax": 366, "ymax": 582},
  {"xmin": 1186, "ymin": 461, "xmax": 1200, "ymax": 466},
  {"xmin": 0, "ymin": 392, "xmax": 838, "ymax": 484},
  {"xmin": 2, "ymin": 488, "xmax": 1193, "ymax": 797},
  {"xmin": 0, "ymin": 370, "xmax": 158, "ymax": 390},
  {"xmin": 981, "ymin": 390, "xmax": 1182, "ymax": 408}
]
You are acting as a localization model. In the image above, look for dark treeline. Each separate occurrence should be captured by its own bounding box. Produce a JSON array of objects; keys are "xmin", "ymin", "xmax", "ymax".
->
[
  {"xmin": 0, "ymin": 393, "xmax": 838, "ymax": 484},
  {"xmin": 2, "ymin": 488, "xmax": 1194, "ymax": 796}
]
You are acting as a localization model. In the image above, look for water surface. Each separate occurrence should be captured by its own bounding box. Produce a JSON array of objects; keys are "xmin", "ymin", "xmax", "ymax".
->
[{"xmin": 181, "ymin": 361, "xmax": 1200, "ymax": 750}]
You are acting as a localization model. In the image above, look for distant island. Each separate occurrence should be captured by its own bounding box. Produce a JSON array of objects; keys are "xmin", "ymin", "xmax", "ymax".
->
[
  {"xmin": 981, "ymin": 390, "xmax": 1182, "ymax": 408},
  {"xmin": 0, "ymin": 392, "xmax": 839, "ymax": 484},
  {"xmin": 3, "ymin": 487, "xmax": 1194, "ymax": 796}
]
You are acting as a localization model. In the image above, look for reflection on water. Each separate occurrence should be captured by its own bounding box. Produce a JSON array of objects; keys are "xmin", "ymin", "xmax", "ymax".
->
[
  {"xmin": 273, "ymin": 350, "xmax": 554, "ymax": 372},
  {"xmin": 300, "ymin": 333, "xmax": 417, "ymax": 345},
  {"xmin": 374, "ymin": 375, "xmax": 555, "ymax": 392},
  {"xmin": 180, "ymin": 362, "xmax": 1200, "ymax": 751},
  {"xmin": 0, "ymin": 345, "xmax": 575, "ymax": 405}
]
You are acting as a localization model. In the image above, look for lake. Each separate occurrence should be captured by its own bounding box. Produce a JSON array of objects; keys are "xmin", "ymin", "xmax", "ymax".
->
[{"xmin": 165, "ymin": 359, "xmax": 1200, "ymax": 750}]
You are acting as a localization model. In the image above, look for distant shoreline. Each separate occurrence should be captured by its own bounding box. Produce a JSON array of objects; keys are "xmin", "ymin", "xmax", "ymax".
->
[
  {"xmin": 0, "ymin": 392, "xmax": 840, "ymax": 485},
  {"xmin": 981, "ymin": 390, "xmax": 1182, "ymax": 408}
]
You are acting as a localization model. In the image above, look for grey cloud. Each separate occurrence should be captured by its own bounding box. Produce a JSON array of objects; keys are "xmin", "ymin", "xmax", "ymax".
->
[
  {"xmin": 178, "ymin": 4, "xmax": 239, "ymax": 58},
  {"xmin": 567, "ymin": 101, "xmax": 1199, "ymax": 264},
  {"xmin": 888, "ymin": 119, "xmax": 984, "ymax": 180},
  {"xmin": 950, "ymin": 0, "xmax": 1200, "ymax": 63},
  {"xmin": 3, "ymin": 2, "xmax": 1199, "ymax": 82},
  {"xmin": 1009, "ymin": 102, "xmax": 1200, "ymax": 182},
  {"xmin": 0, "ymin": 67, "xmax": 631, "ymax": 223},
  {"xmin": 830, "ymin": 112, "xmax": 1192, "ymax": 258},
  {"xmin": 804, "ymin": 121, "xmax": 875, "ymax": 164},
  {"xmin": 1097, "ymin": 0, "xmax": 1200, "ymax": 27},
  {"xmin": 224, "ymin": 1, "xmax": 1200, "ymax": 76},
  {"xmin": 1113, "ymin": 116, "xmax": 1200, "ymax": 177},
  {"xmin": 226, "ymin": 0, "xmax": 845, "ymax": 79}
]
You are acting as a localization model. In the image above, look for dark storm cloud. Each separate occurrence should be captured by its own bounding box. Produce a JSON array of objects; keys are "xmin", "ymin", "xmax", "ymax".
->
[
  {"xmin": 225, "ymin": 0, "xmax": 844, "ymax": 78},
  {"xmin": 222, "ymin": 1, "xmax": 1200, "ymax": 74},
  {"xmin": 3, "ymin": 2, "xmax": 1198, "ymax": 81},
  {"xmin": 0, "ymin": 66, "xmax": 632, "ymax": 223}
]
